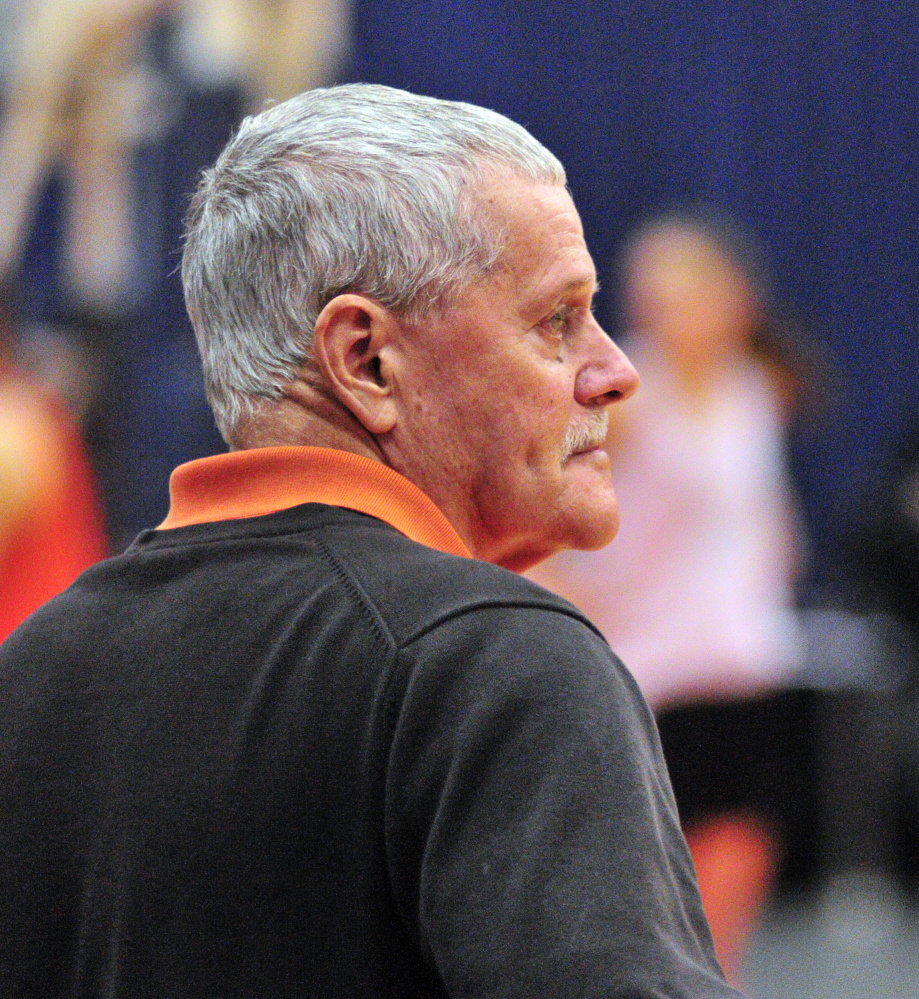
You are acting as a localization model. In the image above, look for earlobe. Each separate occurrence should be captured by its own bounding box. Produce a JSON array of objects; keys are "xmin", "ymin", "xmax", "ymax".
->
[{"xmin": 312, "ymin": 294, "xmax": 399, "ymax": 435}]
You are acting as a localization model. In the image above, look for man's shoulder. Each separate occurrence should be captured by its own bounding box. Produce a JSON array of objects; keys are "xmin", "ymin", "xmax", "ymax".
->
[
  {"xmin": 23, "ymin": 503, "xmax": 603, "ymax": 659},
  {"xmin": 318, "ymin": 507, "xmax": 602, "ymax": 647}
]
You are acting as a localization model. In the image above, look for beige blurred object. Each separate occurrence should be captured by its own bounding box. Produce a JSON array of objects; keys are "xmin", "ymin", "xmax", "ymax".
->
[
  {"xmin": 177, "ymin": 0, "xmax": 350, "ymax": 102},
  {"xmin": 0, "ymin": 0, "xmax": 349, "ymax": 307},
  {"xmin": 0, "ymin": 0, "xmax": 168, "ymax": 306},
  {"xmin": 0, "ymin": 379, "xmax": 68, "ymax": 547}
]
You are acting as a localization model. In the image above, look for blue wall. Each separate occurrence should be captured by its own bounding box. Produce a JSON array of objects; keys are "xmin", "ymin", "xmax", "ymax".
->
[{"xmin": 349, "ymin": 0, "xmax": 919, "ymax": 591}]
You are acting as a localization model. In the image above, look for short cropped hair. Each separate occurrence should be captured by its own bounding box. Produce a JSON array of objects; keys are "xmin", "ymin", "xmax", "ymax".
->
[{"xmin": 182, "ymin": 83, "xmax": 566, "ymax": 442}]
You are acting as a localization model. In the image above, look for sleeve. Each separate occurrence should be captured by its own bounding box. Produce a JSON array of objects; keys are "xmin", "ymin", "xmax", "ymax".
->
[{"xmin": 384, "ymin": 604, "xmax": 744, "ymax": 999}]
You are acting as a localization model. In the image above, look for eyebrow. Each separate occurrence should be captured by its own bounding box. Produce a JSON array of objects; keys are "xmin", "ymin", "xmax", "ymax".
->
[
  {"xmin": 526, "ymin": 272, "xmax": 599, "ymax": 322},
  {"xmin": 555, "ymin": 274, "xmax": 599, "ymax": 300}
]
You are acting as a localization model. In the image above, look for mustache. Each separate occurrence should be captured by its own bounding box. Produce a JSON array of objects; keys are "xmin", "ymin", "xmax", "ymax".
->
[{"xmin": 561, "ymin": 409, "xmax": 609, "ymax": 461}]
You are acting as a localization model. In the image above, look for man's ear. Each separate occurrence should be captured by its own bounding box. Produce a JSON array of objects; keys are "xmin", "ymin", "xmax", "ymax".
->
[{"xmin": 311, "ymin": 294, "xmax": 400, "ymax": 435}]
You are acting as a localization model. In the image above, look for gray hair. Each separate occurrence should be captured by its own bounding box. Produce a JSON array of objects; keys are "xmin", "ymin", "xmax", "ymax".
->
[{"xmin": 182, "ymin": 83, "xmax": 566, "ymax": 442}]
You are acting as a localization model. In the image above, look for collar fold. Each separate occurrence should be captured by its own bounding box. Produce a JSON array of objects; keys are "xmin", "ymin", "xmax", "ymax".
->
[{"xmin": 158, "ymin": 446, "xmax": 471, "ymax": 559}]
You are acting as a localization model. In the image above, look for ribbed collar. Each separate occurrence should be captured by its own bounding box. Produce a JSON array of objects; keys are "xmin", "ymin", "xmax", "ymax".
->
[{"xmin": 158, "ymin": 446, "xmax": 471, "ymax": 559}]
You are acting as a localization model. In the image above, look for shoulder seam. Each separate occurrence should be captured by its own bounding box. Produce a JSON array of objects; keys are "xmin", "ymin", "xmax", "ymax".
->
[{"xmin": 399, "ymin": 598, "xmax": 605, "ymax": 649}]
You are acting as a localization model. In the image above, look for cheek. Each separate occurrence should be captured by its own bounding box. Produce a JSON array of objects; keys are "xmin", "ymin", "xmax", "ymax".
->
[
  {"xmin": 432, "ymin": 358, "xmax": 574, "ymax": 476},
  {"xmin": 488, "ymin": 405, "xmax": 571, "ymax": 481}
]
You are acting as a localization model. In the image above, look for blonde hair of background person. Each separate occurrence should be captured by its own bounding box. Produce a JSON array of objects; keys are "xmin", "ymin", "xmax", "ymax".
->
[
  {"xmin": 177, "ymin": 0, "xmax": 349, "ymax": 104},
  {"xmin": 0, "ymin": 0, "xmax": 349, "ymax": 309}
]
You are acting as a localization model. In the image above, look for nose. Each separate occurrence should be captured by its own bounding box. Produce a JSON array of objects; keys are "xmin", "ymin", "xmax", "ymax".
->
[{"xmin": 574, "ymin": 317, "xmax": 639, "ymax": 407}]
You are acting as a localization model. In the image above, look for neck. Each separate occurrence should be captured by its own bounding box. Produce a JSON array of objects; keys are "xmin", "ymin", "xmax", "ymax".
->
[
  {"xmin": 232, "ymin": 377, "xmax": 385, "ymax": 464},
  {"xmin": 230, "ymin": 370, "xmax": 496, "ymax": 563}
]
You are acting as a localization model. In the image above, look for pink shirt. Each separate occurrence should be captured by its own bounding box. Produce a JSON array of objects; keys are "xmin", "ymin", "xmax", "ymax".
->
[{"xmin": 529, "ymin": 340, "xmax": 804, "ymax": 709}]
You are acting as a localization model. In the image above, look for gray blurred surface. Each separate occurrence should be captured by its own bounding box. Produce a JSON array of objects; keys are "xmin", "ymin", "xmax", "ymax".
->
[{"xmin": 745, "ymin": 878, "xmax": 919, "ymax": 998}]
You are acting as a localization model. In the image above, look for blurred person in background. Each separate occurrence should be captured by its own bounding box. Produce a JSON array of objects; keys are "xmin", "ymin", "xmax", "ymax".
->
[
  {"xmin": 0, "ymin": 0, "xmax": 350, "ymax": 547},
  {"xmin": 0, "ymin": 0, "xmax": 349, "ymax": 299},
  {"xmin": 0, "ymin": 288, "xmax": 106, "ymax": 641},
  {"xmin": 529, "ymin": 207, "xmax": 811, "ymax": 986},
  {"xmin": 0, "ymin": 0, "xmax": 166, "ymax": 309}
]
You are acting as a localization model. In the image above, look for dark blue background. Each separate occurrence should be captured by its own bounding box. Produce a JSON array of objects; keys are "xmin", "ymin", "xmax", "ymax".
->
[{"xmin": 348, "ymin": 0, "xmax": 919, "ymax": 592}]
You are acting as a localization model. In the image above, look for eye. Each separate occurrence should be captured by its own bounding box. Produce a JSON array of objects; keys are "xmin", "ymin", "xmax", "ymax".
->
[{"xmin": 542, "ymin": 305, "xmax": 574, "ymax": 338}]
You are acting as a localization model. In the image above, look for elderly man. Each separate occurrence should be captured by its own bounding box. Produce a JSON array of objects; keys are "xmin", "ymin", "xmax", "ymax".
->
[{"xmin": 0, "ymin": 85, "xmax": 742, "ymax": 998}]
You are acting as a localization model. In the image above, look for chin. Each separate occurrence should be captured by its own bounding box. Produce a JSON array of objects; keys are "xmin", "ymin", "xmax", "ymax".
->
[
  {"xmin": 559, "ymin": 485, "xmax": 621, "ymax": 552},
  {"xmin": 509, "ymin": 505, "xmax": 619, "ymax": 573},
  {"xmin": 555, "ymin": 461, "xmax": 621, "ymax": 546},
  {"xmin": 570, "ymin": 507, "xmax": 620, "ymax": 551},
  {"xmin": 488, "ymin": 480, "xmax": 621, "ymax": 572}
]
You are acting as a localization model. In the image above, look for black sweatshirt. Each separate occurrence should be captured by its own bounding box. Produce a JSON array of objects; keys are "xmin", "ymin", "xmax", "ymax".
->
[{"xmin": 0, "ymin": 503, "xmax": 741, "ymax": 998}]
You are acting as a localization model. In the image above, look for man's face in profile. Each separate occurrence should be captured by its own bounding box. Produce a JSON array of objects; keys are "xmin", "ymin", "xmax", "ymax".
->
[{"xmin": 384, "ymin": 175, "xmax": 639, "ymax": 571}]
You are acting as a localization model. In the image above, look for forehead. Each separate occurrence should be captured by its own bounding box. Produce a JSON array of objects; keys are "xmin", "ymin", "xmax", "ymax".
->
[
  {"xmin": 482, "ymin": 178, "xmax": 596, "ymax": 301},
  {"xmin": 628, "ymin": 226, "xmax": 738, "ymax": 284}
]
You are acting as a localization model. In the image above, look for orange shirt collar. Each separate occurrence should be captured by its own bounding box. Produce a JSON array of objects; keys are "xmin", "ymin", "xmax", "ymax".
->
[{"xmin": 158, "ymin": 446, "xmax": 471, "ymax": 559}]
